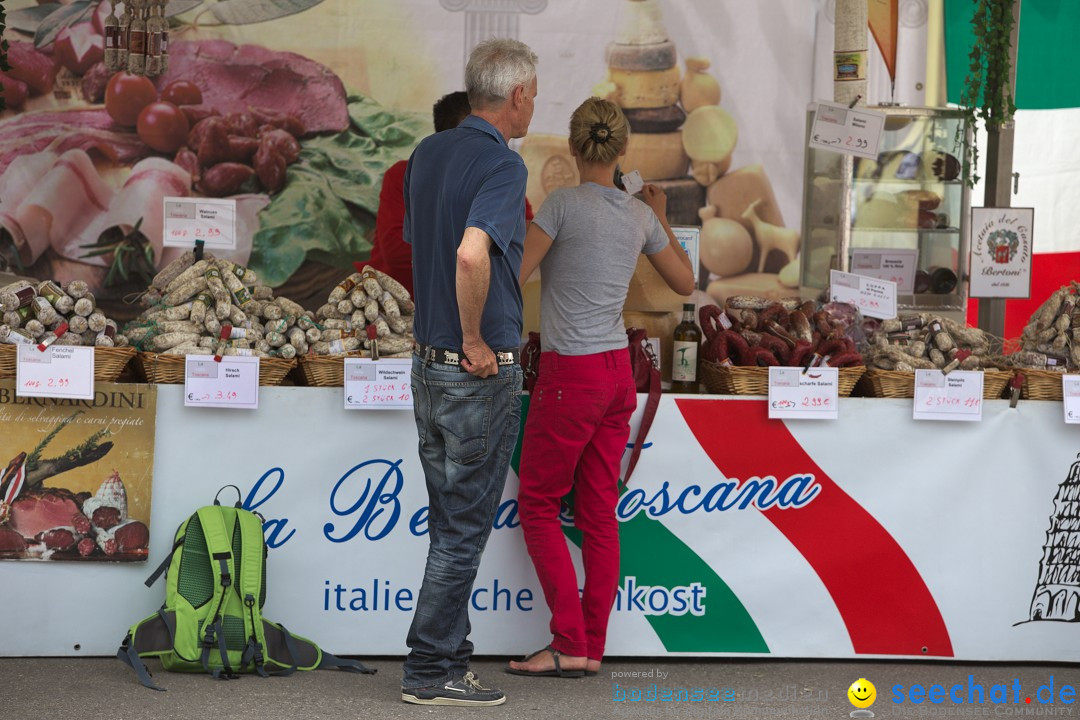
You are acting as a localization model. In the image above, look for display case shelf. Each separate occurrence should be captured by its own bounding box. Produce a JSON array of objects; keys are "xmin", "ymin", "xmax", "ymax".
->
[{"xmin": 800, "ymin": 105, "xmax": 972, "ymax": 318}]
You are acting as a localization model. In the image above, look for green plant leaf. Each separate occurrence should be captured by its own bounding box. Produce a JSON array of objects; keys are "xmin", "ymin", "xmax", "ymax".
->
[
  {"xmin": 34, "ymin": 1, "xmax": 95, "ymax": 48},
  {"xmin": 166, "ymin": 0, "xmax": 205, "ymax": 17},
  {"xmin": 7, "ymin": 4, "xmax": 63, "ymax": 35},
  {"xmin": 248, "ymin": 92, "xmax": 431, "ymax": 286},
  {"xmin": 209, "ymin": 0, "xmax": 327, "ymax": 25}
]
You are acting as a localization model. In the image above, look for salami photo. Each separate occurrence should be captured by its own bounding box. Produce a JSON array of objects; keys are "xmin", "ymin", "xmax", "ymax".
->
[{"xmin": 0, "ymin": 382, "xmax": 157, "ymax": 562}]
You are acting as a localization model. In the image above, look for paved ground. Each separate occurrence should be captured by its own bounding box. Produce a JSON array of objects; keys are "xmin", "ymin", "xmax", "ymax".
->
[{"xmin": 0, "ymin": 657, "xmax": 1076, "ymax": 720}]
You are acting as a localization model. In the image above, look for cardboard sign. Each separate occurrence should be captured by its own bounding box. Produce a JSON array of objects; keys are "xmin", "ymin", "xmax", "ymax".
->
[
  {"xmin": 851, "ymin": 248, "xmax": 918, "ymax": 294},
  {"xmin": 768, "ymin": 367, "xmax": 839, "ymax": 420},
  {"xmin": 913, "ymin": 369, "xmax": 984, "ymax": 422},
  {"xmin": 184, "ymin": 355, "xmax": 260, "ymax": 409},
  {"xmin": 809, "ymin": 101, "xmax": 886, "ymax": 160},
  {"xmin": 344, "ymin": 358, "xmax": 413, "ymax": 410},
  {"xmin": 829, "ymin": 269, "xmax": 896, "ymax": 320},
  {"xmin": 163, "ymin": 197, "xmax": 237, "ymax": 250},
  {"xmin": 969, "ymin": 207, "xmax": 1033, "ymax": 298},
  {"xmin": 672, "ymin": 226, "xmax": 701, "ymax": 279},
  {"xmin": 15, "ymin": 345, "xmax": 94, "ymax": 400}
]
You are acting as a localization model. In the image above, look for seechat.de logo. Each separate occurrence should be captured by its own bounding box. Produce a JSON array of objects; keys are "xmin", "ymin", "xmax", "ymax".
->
[{"xmin": 848, "ymin": 678, "xmax": 877, "ymax": 718}]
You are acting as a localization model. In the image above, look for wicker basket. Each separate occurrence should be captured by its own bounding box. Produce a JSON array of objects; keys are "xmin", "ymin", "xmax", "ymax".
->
[
  {"xmin": 699, "ymin": 361, "xmax": 866, "ymax": 397},
  {"xmin": 861, "ymin": 368, "xmax": 1013, "ymax": 399},
  {"xmin": 1018, "ymin": 369, "xmax": 1068, "ymax": 401},
  {"xmin": 136, "ymin": 352, "xmax": 295, "ymax": 386},
  {"xmin": 296, "ymin": 353, "xmax": 368, "ymax": 386},
  {"xmin": 0, "ymin": 344, "xmax": 135, "ymax": 382}
]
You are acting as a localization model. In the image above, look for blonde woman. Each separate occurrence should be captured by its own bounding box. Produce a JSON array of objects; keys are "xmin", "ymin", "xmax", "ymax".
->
[{"xmin": 509, "ymin": 97, "xmax": 694, "ymax": 678}]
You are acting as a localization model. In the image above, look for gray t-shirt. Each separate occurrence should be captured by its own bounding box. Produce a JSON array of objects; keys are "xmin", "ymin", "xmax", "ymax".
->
[{"xmin": 532, "ymin": 182, "xmax": 669, "ymax": 355}]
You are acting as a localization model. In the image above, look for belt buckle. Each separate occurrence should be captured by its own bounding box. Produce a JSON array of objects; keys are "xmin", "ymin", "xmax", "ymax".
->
[{"xmin": 496, "ymin": 351, "xmax": 514, "ymax": 365}]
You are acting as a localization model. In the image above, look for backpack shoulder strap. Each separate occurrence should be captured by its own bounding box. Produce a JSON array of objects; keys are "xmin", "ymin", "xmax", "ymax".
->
[
  {"xmin": 194, "ymin": 506, "xmax": 238, "ymax": 680},
  {"xmin": 117, "ymin": 610, "xmax": 175, "ymax": 691}
]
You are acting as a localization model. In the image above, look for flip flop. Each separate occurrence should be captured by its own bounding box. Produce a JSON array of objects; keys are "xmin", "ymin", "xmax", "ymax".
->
[{"xmin": 506, "ymin": 645, "xmax": 585, "ymax": 678}]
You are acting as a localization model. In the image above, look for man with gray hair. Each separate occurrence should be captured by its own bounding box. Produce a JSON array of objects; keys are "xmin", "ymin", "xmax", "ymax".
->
[{"xmin": 400, "ymin": 37, "xmax": 538, "ymax": 707}]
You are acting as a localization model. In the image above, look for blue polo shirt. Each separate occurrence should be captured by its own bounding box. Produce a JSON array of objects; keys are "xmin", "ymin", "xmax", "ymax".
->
[{"xmin": 403, "ymin": 115, "xmax": 527, "ymax": 351}]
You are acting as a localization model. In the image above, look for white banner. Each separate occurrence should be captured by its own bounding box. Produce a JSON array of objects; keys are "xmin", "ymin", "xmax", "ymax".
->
[{"xmin": 2, "ymin": 387, "xmax": 1078, "ymax": 662}]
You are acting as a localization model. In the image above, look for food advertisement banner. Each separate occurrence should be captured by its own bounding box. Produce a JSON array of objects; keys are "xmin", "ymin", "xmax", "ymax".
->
[
  {"xmin": 0, "ymin": 381, "xmax": 157, "ymax": 561},
  {"xmin": 0, "ymin": 0, "xmax": 815, "ymax": 321},
  {"xmin": 1, "ymin": 387, "xmax": 1076, "ymax": 662}
]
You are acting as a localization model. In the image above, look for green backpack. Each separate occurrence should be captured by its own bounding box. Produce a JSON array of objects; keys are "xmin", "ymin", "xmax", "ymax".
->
[{"xmin": 118, "ymin": 487, "xmax": 374, "ymax": 690}]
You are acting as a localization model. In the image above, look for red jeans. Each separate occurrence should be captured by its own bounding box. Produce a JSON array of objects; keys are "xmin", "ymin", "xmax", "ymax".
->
[{"xmin": 518, "ymin": 349, "xmax": 637, "ymax": 661}]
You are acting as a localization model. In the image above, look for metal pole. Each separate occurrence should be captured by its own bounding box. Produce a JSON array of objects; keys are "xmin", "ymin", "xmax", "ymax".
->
[{"xmin": 977, "ymin": 0, "xmax": 1021, "ymax": 341}]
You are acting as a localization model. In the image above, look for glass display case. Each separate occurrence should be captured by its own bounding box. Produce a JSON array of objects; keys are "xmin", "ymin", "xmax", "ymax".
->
[{"xmin": 799, "ymin": 105, "xmax": 972, "ymax": 315}]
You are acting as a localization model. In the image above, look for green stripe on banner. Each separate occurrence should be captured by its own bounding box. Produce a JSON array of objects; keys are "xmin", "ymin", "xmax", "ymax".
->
[
  {"xmin": 945, "ymin": 0, "xmax": 1080, "ymax": 110},
  {"xmin": 512, "ymin": 395, "xmax": 768, "ymax": 653}
]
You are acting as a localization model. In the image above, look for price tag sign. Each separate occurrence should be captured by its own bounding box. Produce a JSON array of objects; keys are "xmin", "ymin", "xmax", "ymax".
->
[
  {"xmin": 184, "ymin": 355, "xmax": 259, "ymax": 409},
  {"xmin": 851, "ymin": 248, "xmax": 918, "ymax": 294},
  {"xmin": 16, "ymin": 345, "xmax": 94, "ymax": 400},
  {"xmin": 163, "ymin": 197, "xmax": 237, "ymax": 250},
  {"xmin": 1064, "ymin": 375, "xmax": 1080, "ymax": 424},
  {"xmin": 768, "ymin": 367, "xmax": 839, "ymax": 420},
  {"xmin": 344, "ymin": 357, "xmax": 413, "ymax": 410},
  {"xmin": 809, "ymin": 101, "xmax": 886, "ymax": 160},
  {"xmin": 913, "ymin": 369, "xmax": 984, "ymax": 422},
  {"xmin": 621, "ymin": 169, "xmax": 645, "ymax": 196},
  {"xmin": 830, "ymin": 269, "xmax": 896, "ymax": 320}
]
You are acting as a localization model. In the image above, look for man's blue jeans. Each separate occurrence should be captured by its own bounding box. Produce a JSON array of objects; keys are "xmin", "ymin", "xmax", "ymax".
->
[{"xmin": 402, "ymin": 354, "xmax": 522, "ymax": 689}]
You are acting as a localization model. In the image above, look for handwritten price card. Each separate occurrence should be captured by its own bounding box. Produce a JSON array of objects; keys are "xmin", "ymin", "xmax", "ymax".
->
[
  {"xmin": 768, "ymin": 367, "xmax": 839, "ymax": 420},
  {"xmin": 16, "ymin": 345, "xmax": 94, "ymax": 400},
  {"xmin": 184, "ymin": 355, "xmax": 260, "ymax": 410},
  {"xmin": 830, "ymin": 269, "xmax": 897, "ymax": 320},
  {"xmin": 913, "ymin": 369, "xmax": 984, "ymax": 422},
  {"xmin": 1064, "ymin": 376, "xmax": 1080, "ymax": 425},
  {"xmin": 344, "ymin": 358, "xmax": 413, "ymax": 410},
  {"xmin": 163, "ymin": 197, "xmax": 237, "ymax": 250},
  {"xmin": 851, "ymin": 248, "xmax": 918, "ymax": 294},
  {"xmin": 809, "ymin": 101, "xmax": 886, "ymax": 160}
]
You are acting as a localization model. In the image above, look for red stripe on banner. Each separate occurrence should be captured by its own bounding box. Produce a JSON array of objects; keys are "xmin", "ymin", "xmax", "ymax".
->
[
  {"xmin": 676, "ymin": 398, "xmax": 953, "ymax": 657},
  {"xmin": 5, "ymin": 462, "xmax": 26, "ymax": 506}
]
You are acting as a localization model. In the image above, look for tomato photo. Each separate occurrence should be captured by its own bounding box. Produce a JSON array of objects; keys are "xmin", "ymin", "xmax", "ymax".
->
[
  {"xmin": 104, "ymin": 73, "xmax": 158, "ymax": 127},
  {"xmin": 160, "ymin": 81, "xmax": 204, "ymax": 107},
  {"xmin": 136, "ymin": 102, "xmax": 191, "ymax": 154}
]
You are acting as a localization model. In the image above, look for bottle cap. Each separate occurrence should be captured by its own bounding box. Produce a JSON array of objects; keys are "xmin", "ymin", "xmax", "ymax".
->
[{"xmin": 683, "ymin": 303, "xmax": 695, "ymax": 312}]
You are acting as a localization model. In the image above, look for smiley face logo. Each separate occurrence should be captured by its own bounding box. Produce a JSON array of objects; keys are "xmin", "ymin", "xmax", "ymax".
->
[{"xmin": 847, "ymin": 678, "xmax": 877, "ymax": 709}]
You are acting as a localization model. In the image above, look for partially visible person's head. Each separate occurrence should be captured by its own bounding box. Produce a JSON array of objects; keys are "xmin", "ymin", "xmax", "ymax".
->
[
  {"xmin": 433, "ymin": 91, "xmax": 471, "ymax": 133},
  {"xmin": 568, "ymin": 97, "xmax": 629, "ymax": 164}
]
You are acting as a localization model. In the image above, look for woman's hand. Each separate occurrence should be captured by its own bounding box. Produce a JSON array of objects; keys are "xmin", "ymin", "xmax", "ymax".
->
[{"xmin": 642, "ymin": 183, "xmax": 668, "ymax": 219}]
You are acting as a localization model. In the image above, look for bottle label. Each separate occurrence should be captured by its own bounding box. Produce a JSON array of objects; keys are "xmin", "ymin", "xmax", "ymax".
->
[
  {"xmin": 672, "ymin": 341, "xmax": 698, "ymax": 382},
  {"xmin": 105, "ymin": 26, "xmax": 122, "ymax": 49},
  {"xmin": 161, "ymin": 31, "xmax": 169, "ymax": 53},
  {"xmin": 129, "ymin": 29, "xmax": 147, "ymax": 55},
  {"xmin": 149, "ymin": 32, "xmax": 163, "ymax": 56}
]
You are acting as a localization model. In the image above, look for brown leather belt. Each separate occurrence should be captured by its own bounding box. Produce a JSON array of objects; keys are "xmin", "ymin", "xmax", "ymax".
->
[{"xmin": 416, "ymin": 344, "xmax": 519, "ymax": 370}]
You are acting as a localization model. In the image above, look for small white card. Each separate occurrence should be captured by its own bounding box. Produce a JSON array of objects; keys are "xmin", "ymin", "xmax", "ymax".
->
[
  {"xmin": 829, "ymin": 269, "xmax": 896, "ymax": 320},
  {"xmin": 969, "ymin": 207, "xmax": 1034, "ymax": 298},
  {"xmin": 621, "ymin": 169, "xmax": 644, "ymax": 196},
  {"xmin": 344, "ymin": 357, "xmax": 413, "ymax": 410},
  {"xmin": 672, "ymin": 226, "xmax": 701, "ymax": 278},
  {"xmin": 1064, "ymin": 375, "xmax": 1080, "ymax": 425},
  {"xmin": 851, "ymin": 248, "xmax": 919, "ymax": 294},
  {"xmin": 913, "ymin": 369, "xmax": 984, "ymax": 422},
  {"xmin": 184, "ymin": 355, "xmax": 259, "ymax": 409},
  {"xmin": 163, "ymin": 197, "xmax": 238, "ymax": 249},
  {"xmin": 809, "ymin": 101, "xmax": 886, "ymax": 160},
  {"xmin": 16, "ymin": 345, "xmax": 94, "ymax": 400},
  {"xmin": 768, "ymin": 367, "xmax": 839, "ymax": 420}
]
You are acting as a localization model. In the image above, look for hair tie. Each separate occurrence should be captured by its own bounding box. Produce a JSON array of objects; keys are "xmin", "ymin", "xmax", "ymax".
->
[{"xmin": 588, "ymin": 122, "xmax": 612, "ymax": 144}]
